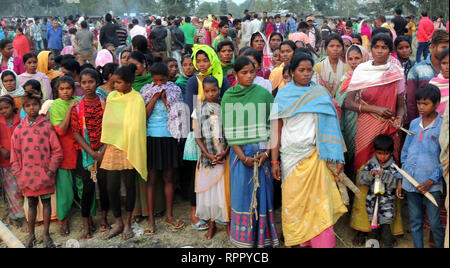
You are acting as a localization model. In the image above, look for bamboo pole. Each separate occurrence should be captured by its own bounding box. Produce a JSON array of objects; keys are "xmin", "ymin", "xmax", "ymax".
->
[
  {"xmin": 393, "ymin": 163, "xmax": 439, "ymax": 207},
  {"xmin": 0, "ymin": 220, "xmax": 25, "ymax": 248}
]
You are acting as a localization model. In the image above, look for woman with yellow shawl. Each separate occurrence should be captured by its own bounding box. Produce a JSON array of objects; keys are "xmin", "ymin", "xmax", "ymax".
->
[
  {"xmin": 101, "ymin": 64, "xmax": 147, "ymax": 240},
  {"xmin": 37, "ymin": 51, "xmax": 62, "ymax": 82},
  {"xmin": 270, "ymin": 52, "xmax": 347, "ymax": 248},
  {"xmin": 185, "ymin": 44, "xmax": 230, "ymax": 230},
  {"xmin": 269, "ymin": 40, "xmax": 296, "ymax": 96}
]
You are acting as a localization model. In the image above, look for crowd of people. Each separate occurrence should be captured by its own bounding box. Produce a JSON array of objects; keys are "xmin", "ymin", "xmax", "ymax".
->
[{"xmin": 0, "ymin": 8, "xmax": 449, "ymax": 249}]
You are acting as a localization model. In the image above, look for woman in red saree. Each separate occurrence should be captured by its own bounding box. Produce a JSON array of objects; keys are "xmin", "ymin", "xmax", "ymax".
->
[
  {"xmin": 344, "ymin": 33, "xmax": 406, "ymax": 246},
  {"xmin": 12, "ymin": 28, "xmax": 30, "ymax": 60}
]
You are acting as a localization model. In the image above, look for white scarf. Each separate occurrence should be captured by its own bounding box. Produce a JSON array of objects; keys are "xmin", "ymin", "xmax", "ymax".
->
[
  {"xmin": 0, "ymin": 70, "xmax": 25, "ymax": 98},
  {"xmin": 347, "ymin": 60, "xmax": 404, "ymax": 92},
  {"xmin": 0, "ymin": 54, "xmax": 15, "ymax": 71}
]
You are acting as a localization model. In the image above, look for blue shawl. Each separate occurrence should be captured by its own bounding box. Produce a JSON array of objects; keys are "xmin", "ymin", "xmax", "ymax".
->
[{"xmin": 269, "ymin": 81, "xmax": 345, "ymax": 163}]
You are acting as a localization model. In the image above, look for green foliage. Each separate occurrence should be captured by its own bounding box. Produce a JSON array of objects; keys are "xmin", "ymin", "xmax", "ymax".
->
[{"xmin": 219, "ymin": 0, "xmax": 228, "ymax": 15}]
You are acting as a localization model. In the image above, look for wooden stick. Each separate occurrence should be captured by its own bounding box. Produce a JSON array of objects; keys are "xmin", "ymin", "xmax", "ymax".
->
[
  {"xmin": 0, "ymin": 220, "xmax": 25, "ymax": 248},
  {"xmin": 393, "ymin": 163, "xmax": 439, "ymax": 207},
  {"xmin": 336, "ymin": 181, "xmax": 350, "ymax": 205}
]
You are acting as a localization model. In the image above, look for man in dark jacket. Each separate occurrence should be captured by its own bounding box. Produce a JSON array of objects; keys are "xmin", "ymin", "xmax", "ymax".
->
[
  {"xmin": 100, "ymin": 13, "xmax": 120, "ymax": 48},
  {"xmin": 392, "ymin": 9, "xmax": 408, "ymax": 37},
  {"xmin": 306, "ymin": 16, "xmax": 321, "ymax": 53},
  {"xmin": 149, "ymin": 19, "xmax": 168, "ymax": 60},
  {"xmin": 171, "ymin": 19, "xmax": 185, "ymax": 70}
]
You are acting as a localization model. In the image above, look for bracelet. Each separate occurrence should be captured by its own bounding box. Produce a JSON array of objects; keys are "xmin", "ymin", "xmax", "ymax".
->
[
  {"xmin": 271, "ymin": 160, "xmax": 280, "ymax": 165},
  {"xmin": 243, "ymin": 157, "xmax": 249, "ymax": 163},
  {"xmin": 264, "ymin": 151, "xmax": 269, "ymax": 158},
  {"xmin": 358, "ymin": 103, "xmax": 362, "ymax": 113}
]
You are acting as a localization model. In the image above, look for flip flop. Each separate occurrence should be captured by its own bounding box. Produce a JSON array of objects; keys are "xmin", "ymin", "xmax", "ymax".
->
[
  {"xmin": 215, "ymin": 220, "xmax": 227, "ymax": 226},
  {"xmin": 191, "ymin": 220, "xmax": 209, "ymax": 231},
  {"xmin": 59, "ymin": 226, "xmax": 70, "ymax": 237},
  {"xmin": 25, "ymin": 237, "xmax": 37, "ymax": 248},
  {"xmin": 165, "ymin": 218, "xmax": 185, "ymax": 230},
  {"xmin": 144, "ymin": 226, "xmax": 156, "ymax": 235}
]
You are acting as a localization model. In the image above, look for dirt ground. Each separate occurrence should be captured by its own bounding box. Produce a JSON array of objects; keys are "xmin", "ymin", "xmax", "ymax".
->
[{"xmin": 0, "ymin": 190, "xmax": 428, "ymax": 248}]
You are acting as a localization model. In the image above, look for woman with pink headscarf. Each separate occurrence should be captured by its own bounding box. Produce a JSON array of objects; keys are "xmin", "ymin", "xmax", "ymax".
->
[{"xmin": 359, "ymin": 20, "xmax": 372, "ymax": 51}]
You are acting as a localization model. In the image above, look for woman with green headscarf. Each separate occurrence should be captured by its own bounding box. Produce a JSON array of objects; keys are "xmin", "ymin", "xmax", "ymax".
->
[
  {"xmin": 128, "ymin": 51, "xmax": 153, "ymax": 92},
  {"xmin": 185, "ymin": 44, "xmax": 230, "ymax": 229}
]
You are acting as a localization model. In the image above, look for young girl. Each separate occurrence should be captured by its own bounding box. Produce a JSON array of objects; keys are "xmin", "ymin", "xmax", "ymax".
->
[
  {"xmin": 128, "ymin": 51, "xmax": 153, "ymax": 92},
  {"xmin": 1, "ymin": 70, "xmax": 25, "ymax": 109},
  {"xmin": 49, "ymin": 75, "xmax": 80, "ymax": 237},
  {"xmin": 0, "ymin": 96, "xmax": 25, "ymax": 227},
  {"xmin": 175, "ymin": 55, "xmax": 195, "ymax": 102},
  {"xmin": 96, "ymin": 62, "xmax": 119, "ymax": 98},
  {"xmin": 101, "ymin": 64, "xmax": 147, "ymax": 240},
  {"xmin": 119, "ymin": 50, "xmax": 131, "ymax": 67},
  {"xmin": 221, "ymin": 56, "xmax": 278, "ymax": 248},
  {"xmin": 395, "ymin": 36, "xmax": 415, "ymax": 79},
  {"xmin": 10, "ymin": 92, "xmax": 63, "ymax": 248},
  {"xmin": 141, "ymin": 60, "xmax": 185, "ymax": 235},
  {"xmin": 0, "ymin": 39, "xmax": 25, "ymax": 75},
  {"xmin": 60, "ymin": 59, "xmax": 84, "ymax": 97},
  {"xmin": 194, "ymin": 76, "xmax": 230, "ymax": 240},
  {"xmin": 165, "ymin": 58, "xmax": 179, "ymax": 82},
  {"xmin": 430, "ymin": 47, "xmax": 449, "ymax": 115},
  {"xmin": 71, "ymin": 69, "xmax": 110, "ymax": 239},
  {"xmin": 271, "ymin": 46, "xmax": 281, "ymax": 69},
  {"xmin": 243, "ymin": 49, "xmax": 273, "ymax": 93},
  {"xmin": 18, "ymin": 53, "xmax": 52, "ymax": 100}
]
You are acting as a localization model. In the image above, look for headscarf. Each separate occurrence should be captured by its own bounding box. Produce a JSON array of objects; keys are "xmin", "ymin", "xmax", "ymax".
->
[
  {"xmin": 37, "ymin": 51, "xmax": 63, "ymax": 81},
  {"xmin": 359, "ymin": 20, "xmax": 371, "ymax": 39},
  {"xmin": 339, "ymin": 44, "xmax": 369, "ymax": 93},
  {"xmin": 95, "ymin": 49, "xmax": 113, "ymax": 67},
  {"xmin": 0, "ymin": 70, "xmax": 25, "ymax": 97},
  {"xmin": 347, "ymin": 60, "xmax": 404, "ymax": 92},
  {"xmin": 192, "ymin": 44, "xmax": 223, "ymax": 88},
  {"xmin": 341, "ymin": 35, "xmax": 353, "ymax": 43},
  {"xmin": 251, "ymin": 32, "xmax": 273, "ymax": 70}
]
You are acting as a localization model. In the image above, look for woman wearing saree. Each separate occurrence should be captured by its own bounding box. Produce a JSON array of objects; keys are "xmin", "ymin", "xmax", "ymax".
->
[
  {"xmin": 314, "ymin": 33, "xmax": 350, "ymax": 98},
  {"xmin": 12, "ymin": 28, "xmax": 30, "ymax": 60},
  {"xmin": 335, "ymin": 45, "xmax": 369, "ymax": 167},
  {"xmin": 250, "ymin": 32, "xmax": 273, "ymax": 77},
  {"xmin": 0, "ymin": 39, "xmax": 25, "ymax": 75},
  {"xmin": 37, "ymin": 51, "xmax": 62, "ymax": 83},
  {"xmin": 222, "ymin": 56, "xmax": 278, "ymax": 248},
  {"xmin": 344, "ymin": 33, "xmax": 406, "ymax": 245},
  {"xmin": 270, "ymin": 52, "xmax": 347, "ymax": 248}
]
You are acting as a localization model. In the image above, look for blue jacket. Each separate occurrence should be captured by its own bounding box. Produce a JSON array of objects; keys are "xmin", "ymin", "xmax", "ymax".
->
[
  {"xmin": 399, "ymin": 114, "xmax": 443, "ymax": 193},
  {"xmin": 47, "ymin": 26, "xmax": 63, "ymax": 50}
]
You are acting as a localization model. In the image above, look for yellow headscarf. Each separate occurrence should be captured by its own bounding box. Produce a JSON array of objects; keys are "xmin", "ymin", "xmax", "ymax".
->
[
  {"xmin": 192, "ymin": 44, "xmax": 224, "ymax": 89},
  {"xmin": 37, "ymin": 51, "xmax": 62, "ymax": 81},
  {"xmin": 101, "ymin": 90, "xmax": 148, "ymax": 179}
]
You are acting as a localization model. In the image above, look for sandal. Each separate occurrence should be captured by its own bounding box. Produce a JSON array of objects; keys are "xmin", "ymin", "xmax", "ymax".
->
[
  {"xmin": 144, "ymin": 226, "xmax": 156, "ymax": 236},
  {"xmin": 165, "ymin": 218, "xmax": 185, "ymax": 230},
  {"xmin": 100, "ymin": 224, "xmax": 111, "ymax": 232},
  {"xmin": 215, "ymin": 220, "xmax": 227, "ymax": 226},
  {"xmin": 122, "ymin": 231, "xmax": 134, "ymax": 240},
  {"xmin": 191, "ymin": 220, "xmax": 209, "ymax": 231}
]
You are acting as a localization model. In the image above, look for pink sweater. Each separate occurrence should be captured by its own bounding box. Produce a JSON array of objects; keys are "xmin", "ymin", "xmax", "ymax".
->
[{"xmin": 10, "ymin": 115, "xmax": 63, "ymax": 197}]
